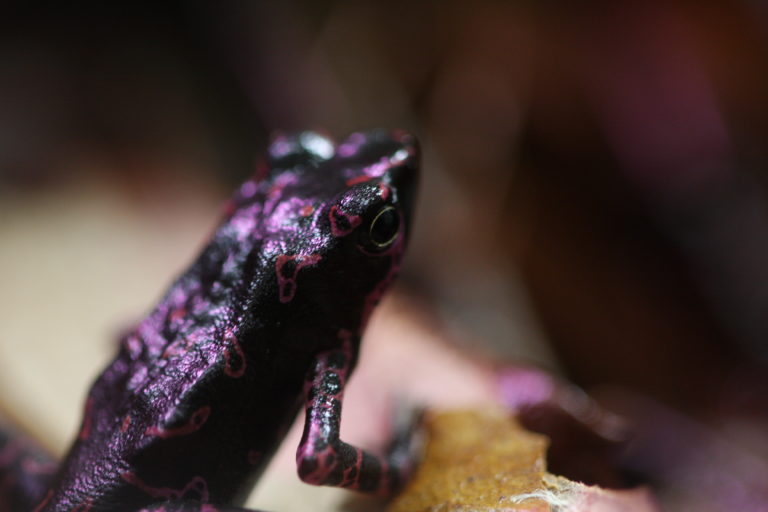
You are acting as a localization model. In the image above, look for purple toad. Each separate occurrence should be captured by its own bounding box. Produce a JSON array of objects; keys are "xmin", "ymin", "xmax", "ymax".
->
[{"xmin": 0, "ymin": 129, "xmax": 419, "ymax": 512}]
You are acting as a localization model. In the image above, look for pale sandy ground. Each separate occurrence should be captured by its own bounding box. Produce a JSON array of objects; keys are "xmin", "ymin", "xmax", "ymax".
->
[{"xmin": 0, "ymin": 178, "xmax": 498, "ymax": 511}]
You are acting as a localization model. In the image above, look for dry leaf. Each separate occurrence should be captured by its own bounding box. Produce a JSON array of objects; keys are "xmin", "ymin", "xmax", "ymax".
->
[{"xmin": 388, "ymin": 409, "xmax": 658, "ymax": 512}]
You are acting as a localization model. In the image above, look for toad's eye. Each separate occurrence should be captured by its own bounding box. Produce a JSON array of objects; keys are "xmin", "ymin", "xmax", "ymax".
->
[{"xmin": 369, "ymin": 206, "xmax": 400, "ymax": 248}]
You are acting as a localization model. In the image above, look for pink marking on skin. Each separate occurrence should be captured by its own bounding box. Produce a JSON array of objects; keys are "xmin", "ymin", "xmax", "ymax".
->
[
  {"xmin": 262, "ymin": 184, "xmax": 287, "ymax": 217},
  {"xmin": 340, "ymin": 449, "xmax": 363, "ymax": 488},
  {"xmin": 275, "ymin": 254, "xmax": 322, "ymax": 303},
  {"xmin": 120, "ymin": 415, "xmax": 132, "ymax": 433},
  {"xmin": 162, "ymin": 338, "xmax": 192, "ymax": 359},
  {"xmin": 121, "ymin": 472, "xmax": 210, "ymax": 502},
  {"xmin": 297, "ymin": 444, "xmax": 337, "ymax": 485},
  {"xmin": 329, "ymin": 205, "xmax": 362, "ymax": 237},
  {"xmin": 267, "ymin": 183, "xmax": 285, "ymax": 198},
  {"xmin": 300, "ymin": 204, "xmax": 315, "ymax": 217},
  {"xmin": 345, "ymin": 175, "xmax": 374, "ymax": 186},
  {"xmin": 79, "ymin": 397, "xmax": 94, "ymax": 440},
  {"xmin": 145, "ymin": 406, "xmax": 211, "ymax": 438},
  {"xmin": 31, "ymin": 490, "xmax": 52, "ymax": 512},
  {"xmin": 223, "ymin": 328, "xmax": 246, "ymax": 378},
  {"xmin": 169, "ymin": 307, "xmax": 186, "ymax": 323}
]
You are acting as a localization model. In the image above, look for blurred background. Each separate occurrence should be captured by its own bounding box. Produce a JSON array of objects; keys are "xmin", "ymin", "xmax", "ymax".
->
[{"xmin": 2, "ymin": 1, "xmax": 768, "ymax": 511}]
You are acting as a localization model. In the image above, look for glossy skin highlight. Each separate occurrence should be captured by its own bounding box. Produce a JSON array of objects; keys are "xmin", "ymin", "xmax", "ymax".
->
[{"xmin": 0, "ymin": 130, "xmax": 419, "ymax": 512}]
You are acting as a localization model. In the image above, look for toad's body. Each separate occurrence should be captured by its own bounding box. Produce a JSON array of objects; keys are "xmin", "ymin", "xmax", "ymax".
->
[{"xmin": 0, "ymin": 130, "xmax": 419, "ymax": 512}]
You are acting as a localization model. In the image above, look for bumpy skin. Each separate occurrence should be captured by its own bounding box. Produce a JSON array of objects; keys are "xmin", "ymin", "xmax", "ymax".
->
[{"xmin": 0, "ymin": 130, "xmax": 419, "ymax": 512}]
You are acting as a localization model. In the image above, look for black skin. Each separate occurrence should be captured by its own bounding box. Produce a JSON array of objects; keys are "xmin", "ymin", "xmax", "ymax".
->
[{"xmin": 0, "ymin": 130, "xmax": 419, "ymax": 512}]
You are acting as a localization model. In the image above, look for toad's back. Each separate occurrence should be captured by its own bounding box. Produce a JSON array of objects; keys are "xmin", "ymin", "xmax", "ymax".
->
[{"xmin": 39, "ymin": 130, "xmax": 419, "ymax": 511}]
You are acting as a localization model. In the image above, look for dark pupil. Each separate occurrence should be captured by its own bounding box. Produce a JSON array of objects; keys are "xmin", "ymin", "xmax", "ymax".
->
[{"xmin": 370, "ymin": 207, "xmax": 400, "ymax": 247}]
